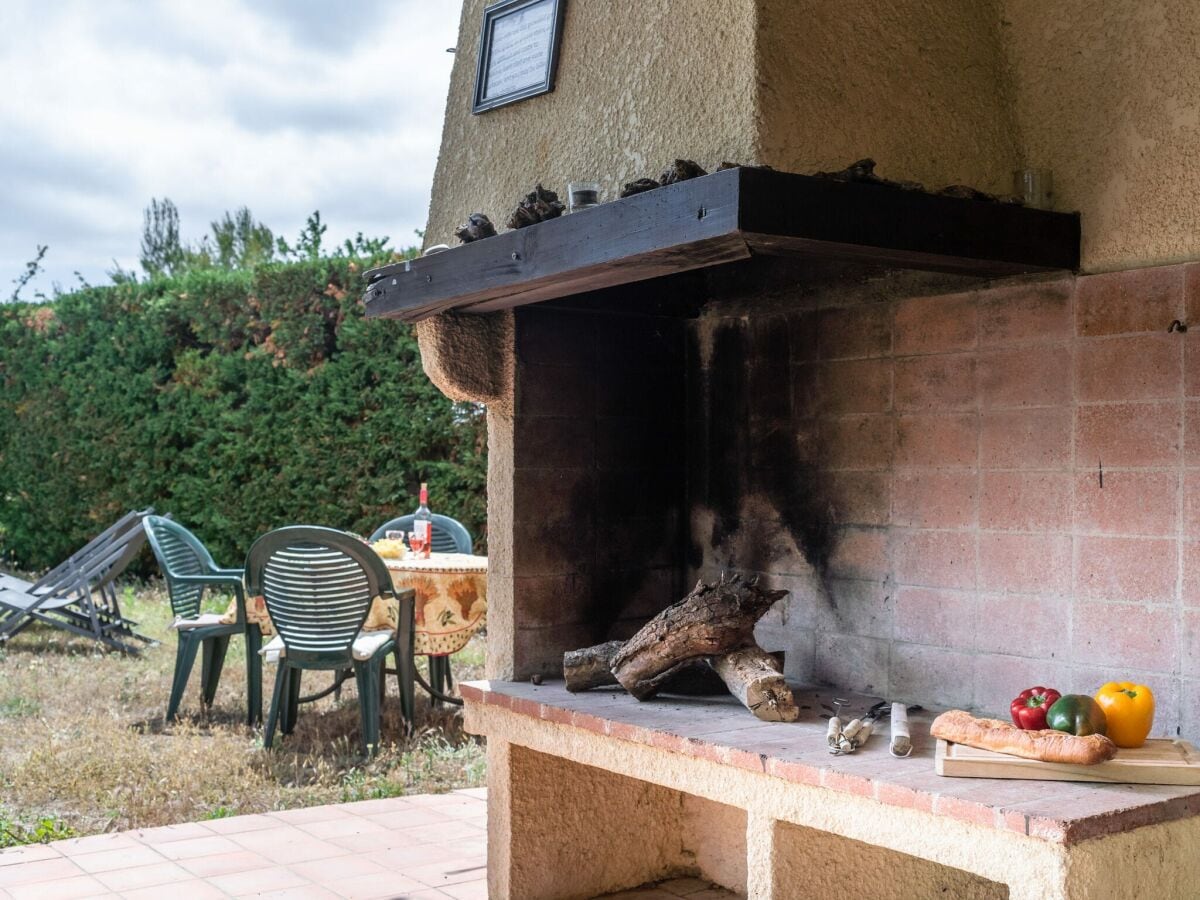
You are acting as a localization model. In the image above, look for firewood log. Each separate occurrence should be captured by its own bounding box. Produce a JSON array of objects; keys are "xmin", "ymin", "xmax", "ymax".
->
[
  {"xmin": 710, "ymin": 647, "xmax": 799, "ymax": 722},
  {"xmin": 563, "ymin": 641, "xmax": 623, "ymax": 692},
  {"xmin": 610, "ymin": 573, "xmax": 787, "ymax": 700}
]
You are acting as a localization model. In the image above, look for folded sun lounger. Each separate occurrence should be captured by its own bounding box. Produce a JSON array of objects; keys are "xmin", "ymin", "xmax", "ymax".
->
[{"xmin": 0, "ymin": 509, "xmax": 159, "ymax": 654}]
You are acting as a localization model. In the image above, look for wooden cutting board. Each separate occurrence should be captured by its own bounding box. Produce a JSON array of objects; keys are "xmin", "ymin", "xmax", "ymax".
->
[{"xmin": 936, "ymin": 738, "xmax": 1200, "ymax": 784}]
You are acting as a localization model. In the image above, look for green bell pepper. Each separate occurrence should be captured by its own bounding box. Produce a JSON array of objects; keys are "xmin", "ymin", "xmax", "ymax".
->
[{"xmin": 1046, "ymin": 694, "xmax": 1108, "ymax": 736}]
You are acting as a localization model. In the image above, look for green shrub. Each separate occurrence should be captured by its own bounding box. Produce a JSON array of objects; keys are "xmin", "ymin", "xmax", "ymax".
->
[{"xmin": 0, "ymin": 259, "xmax": 486, "ymax": 571}]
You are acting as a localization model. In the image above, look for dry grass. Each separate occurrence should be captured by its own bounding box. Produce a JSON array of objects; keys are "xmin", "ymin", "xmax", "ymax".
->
[{"xmin": 0, "ymin": 582, "xmax": 486, "ymax": 840}]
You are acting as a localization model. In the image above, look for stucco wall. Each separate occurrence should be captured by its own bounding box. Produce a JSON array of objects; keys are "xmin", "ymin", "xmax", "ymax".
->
[
  {"xmin": 424, "ymin": 0, "xmax": 761, "ymax": 248},
  {"xmin": 425, "ymin": 2, "xmax": 1200, "ymax": 270},
  {"xmin": 754, "ymin": 0, "xmax": 1019, "ymax": 197},
  {"xmin": 1000, "ymin": 2, "xmax": 1200, "ymax": 271}
]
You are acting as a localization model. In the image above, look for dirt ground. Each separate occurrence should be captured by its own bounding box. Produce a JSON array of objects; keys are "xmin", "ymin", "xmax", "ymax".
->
[{"xmin": 0, "ymin": 582, "xmax": 486, "ymax": 843}]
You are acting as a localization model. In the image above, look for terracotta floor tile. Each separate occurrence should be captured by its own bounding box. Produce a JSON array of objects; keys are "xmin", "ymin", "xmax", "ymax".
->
[
  {"xmin": 92, "ymin": 860, "xmax": 192, "ymax": 891},
  {"xmin": 232, "ymin": 832, "xmax": 350, "ymax": 866},
  {"xmin": 395, "ymin": 793, "xmax": 462, "ymax": 807},
  {"xmin": 123, "ymin": 879, "xmax": 227, "ymax": 899},
  {"xmin": 134, "ymin": 822, "xmax": 214, "ymax": 844},
  {"xmin": 203, "ymin": 813, "xmax": 281, "ymax": 835},
  {"xmin": 50, "ymin": 833, "xmax": 138, "ymax": 856},
  {"xmin": 427, "ymin": 803, "xmax": 488, "ymax": 822},
  {"xmin": 363, "ymin": 809, "xmax": 452, "ymax": 830},
  {"xmin": 6, "ymin": 874, "xmax": 108, "ymax": 900},
  {"xmin": 209, "ymin": 864, "xmax": 308, "ymax": 895},
  {"xmin": 297, "ymin": 816, "xmax": 392, "ymax": 841},
  {"xmin": 335, "ymin": 871, "xmax": 426, "ymax": 898},
  {"xmin": 400, "ymin": 891, "xmax": 454, "ymax": 899},
  {"xmin": 395, "ymin": 820, "xmax": 485, "ymax": 845},
  {"xmin": 328, "ymin": 830, "xmax": 410, "ymax": 854},
  {"xmin": 404, "ymin": 858, "xmax": 488, "ymax": 888},
  {"xmin": 440, "ymin": 879, "xmax": 489, "ymax": 900},
  {"xmin": 251, "ymin": 886, "xmax": 342, "ymax": 900},
  {"xmin": 152, "ymin": 834, "xmax": 243, "ymax": 861},
  {"xmin": 0, "ymin": 845, "xmax": 60, "ymax": 868},
  {"xmin": 373, "ymin": 843, "xmax": 457, "ymax": 871},
  {"xmin": 229, "ymin": 824, "xmax": 312, "ymax": 849},
  {"xmin": 0, "ymin": 857, "xmax": 84, "ymax": 887},
  {"xmin": 71, "ymin": 844, "xmax": 165, "ymax": 873},
  {"xmin": 452, "ymin": 788, "xmax": 486, "ymax": 800},
  {"xmin": 178, "ymin": 848, "xmax": 271, "ymax": 877},
  {"xmin": 270, "ymin": 805, "xmax": 357, "ymax": 825},
  {"xmin": 289, "ymin": 854, "xmax": 388, "ymax": 883},
  {"xmin": 341, "ymin": 797, "xmax": 420, "ymax": 816}
]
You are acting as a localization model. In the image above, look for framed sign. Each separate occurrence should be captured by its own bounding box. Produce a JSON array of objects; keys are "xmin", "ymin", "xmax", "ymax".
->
[{"xmin": 472, "ymin": 0, "xmax": 566, "ymax": 114}]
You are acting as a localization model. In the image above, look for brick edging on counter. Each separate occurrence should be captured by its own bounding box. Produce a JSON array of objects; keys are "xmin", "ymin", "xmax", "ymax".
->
[{"xmin": 461, "ymin": 681, "xmax": 1200, "ymax": 846}]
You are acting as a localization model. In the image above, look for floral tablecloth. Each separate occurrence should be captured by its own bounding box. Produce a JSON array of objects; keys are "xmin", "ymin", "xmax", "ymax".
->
[{"xmin": 382, "ymin": 552, "xmax": 488, "ymax": 656}]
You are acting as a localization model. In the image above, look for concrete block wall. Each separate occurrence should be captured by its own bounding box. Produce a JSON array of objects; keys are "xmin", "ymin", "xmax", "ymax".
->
[{"xmin": 722, "ymin": 262, "xmax": 1200, "ymax": 737}]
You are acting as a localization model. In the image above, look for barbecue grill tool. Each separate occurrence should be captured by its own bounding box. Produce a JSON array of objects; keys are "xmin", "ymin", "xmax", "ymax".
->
[{"xmin": 890, "ymin": 702, "xmax": 913, "ymax": 757}]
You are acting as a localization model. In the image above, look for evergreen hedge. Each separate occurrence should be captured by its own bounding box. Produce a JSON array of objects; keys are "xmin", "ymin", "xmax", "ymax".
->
[{"xmin": 0, "ymin": 259, "xmax": 487, "ymax": 572}]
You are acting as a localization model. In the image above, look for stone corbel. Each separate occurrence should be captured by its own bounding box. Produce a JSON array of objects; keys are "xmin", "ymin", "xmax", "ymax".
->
[{"xmin": 413, "ymin": 310, "xmax": 514, "ymax": 413}]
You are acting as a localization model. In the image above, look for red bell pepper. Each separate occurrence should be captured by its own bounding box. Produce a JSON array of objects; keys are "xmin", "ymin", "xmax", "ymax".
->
[{"xmin": 1010, "ymin": 686, "xmax": 1062, "ymax": 730}]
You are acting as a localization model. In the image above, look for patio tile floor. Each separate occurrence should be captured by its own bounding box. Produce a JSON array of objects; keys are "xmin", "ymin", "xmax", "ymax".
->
[
  {"xmin": 0, "ymin": 792, "xmax": 735, "ymax": 898},
  {"xmin": 0, "ymin": 790, "xmax": 487, "ymax": 899}
]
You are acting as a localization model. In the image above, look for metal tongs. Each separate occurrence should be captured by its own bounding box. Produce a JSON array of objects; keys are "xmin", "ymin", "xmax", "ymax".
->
[
  {"xmin": 825, "ymin": 700, "xmax": 888, "ymax": 755},
  {"xmin": 824, "ymin": 700, "xmax": 917, "ymax": 757}
]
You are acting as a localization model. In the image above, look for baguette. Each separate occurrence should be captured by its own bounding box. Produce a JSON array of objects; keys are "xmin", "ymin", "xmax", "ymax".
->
[{"xmin": 931, "ymin": 709, "xmax": 1117, "ymax": 765}]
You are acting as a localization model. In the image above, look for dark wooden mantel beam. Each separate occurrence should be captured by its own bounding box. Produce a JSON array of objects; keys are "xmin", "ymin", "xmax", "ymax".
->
[{"xmin": 364, "ymin": 167, "xmax": 1080, "ymax": 323}]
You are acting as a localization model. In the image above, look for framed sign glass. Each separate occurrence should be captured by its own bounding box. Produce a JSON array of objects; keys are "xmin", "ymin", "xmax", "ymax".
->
[{"xmin": 472, "ymin": 0, "xmax": 566, "ymax": 114}]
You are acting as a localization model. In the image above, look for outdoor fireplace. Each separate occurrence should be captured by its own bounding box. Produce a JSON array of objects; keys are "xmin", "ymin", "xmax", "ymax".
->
[
  {"xmin": 365, "ymin": 166, "xmax": 1081, "ymax": 699},
  {"xmin": 361, "ymin": 0, "xmax": 1200, "ymax": 894}
]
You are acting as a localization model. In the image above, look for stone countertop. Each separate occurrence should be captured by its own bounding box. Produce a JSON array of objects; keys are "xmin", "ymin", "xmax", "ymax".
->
[{"xmin": 461, "ymin": 679, "xmax": 1200, "ymax": 846}]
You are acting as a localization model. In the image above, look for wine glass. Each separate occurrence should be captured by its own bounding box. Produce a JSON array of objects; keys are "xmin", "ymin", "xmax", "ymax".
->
[{"xmin": 409, "ymin": 531, "xmax": 426, "ymax": 556}]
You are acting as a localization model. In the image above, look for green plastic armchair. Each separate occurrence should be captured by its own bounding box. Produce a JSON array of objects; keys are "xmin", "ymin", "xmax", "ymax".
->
[
  {"xmin": 143, "ymin": 515, "xmax": 261, "ymax": 724},
  {"xmin": 246, "ymin": 526, "xmax": 415, "ymax": 755}
]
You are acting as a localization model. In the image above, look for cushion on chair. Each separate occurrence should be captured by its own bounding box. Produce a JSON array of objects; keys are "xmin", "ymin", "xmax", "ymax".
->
[
  {"xmin": 259, "ymin": 630, "xmax": 394, "ymax": 664},
  {"xmin": 224, "ymin": 594, "xmax": 398, "ymax": 637},
  {"xmin": 171, "ymin": 613, "xmax": 228, "ymax": 630}
]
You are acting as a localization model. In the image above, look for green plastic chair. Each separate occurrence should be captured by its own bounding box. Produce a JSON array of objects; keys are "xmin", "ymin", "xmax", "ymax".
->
[
  {"xmin": 370, "ymin": 513, "xmax": 473, "ymax": 705},
  {"xmin": 246, "ymin": 526, "xmax": 415, "ymax": 755},
  {"xmin": 143, "ymin": 515, "xmax": 261, "ymax": 724}
]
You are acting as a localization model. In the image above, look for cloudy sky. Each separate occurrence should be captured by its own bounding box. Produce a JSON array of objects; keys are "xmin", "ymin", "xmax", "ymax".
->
[{"xmin": 0, "ymin": 0, "xmax": 462, "ymax": 298}]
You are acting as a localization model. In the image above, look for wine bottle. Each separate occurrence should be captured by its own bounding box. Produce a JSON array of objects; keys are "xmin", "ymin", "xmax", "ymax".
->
[{"xmin": 413, "ymin": 482, "xmax": 433, "ymax": 558}]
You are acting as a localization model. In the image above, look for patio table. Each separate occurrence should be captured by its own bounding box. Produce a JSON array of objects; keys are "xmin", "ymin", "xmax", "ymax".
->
[{"xmin": 381, "ymin": 552, "xmax": 488, "ymax": 657}]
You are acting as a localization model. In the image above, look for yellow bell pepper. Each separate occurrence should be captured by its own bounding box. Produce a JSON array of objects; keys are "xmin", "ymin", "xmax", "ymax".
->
[{"xmin": 1094, "ymin": 682, "xmax": 1155, "ymax": 748}]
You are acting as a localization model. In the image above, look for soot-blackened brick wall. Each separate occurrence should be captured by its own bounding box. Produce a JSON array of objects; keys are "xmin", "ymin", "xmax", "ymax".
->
[
  {"xmin": 509, "ymin": 304, "xmax": 686, "ymax": 674},
  {"xmin": 691, "ymin": 261, "xmax": 1200, "ymax": 737}
]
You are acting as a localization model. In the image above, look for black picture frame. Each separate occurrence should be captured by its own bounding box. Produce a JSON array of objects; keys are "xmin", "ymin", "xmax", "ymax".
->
[{"xmin": 472, "ymin": 0, "xmax": 566, "ymax": 114}]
